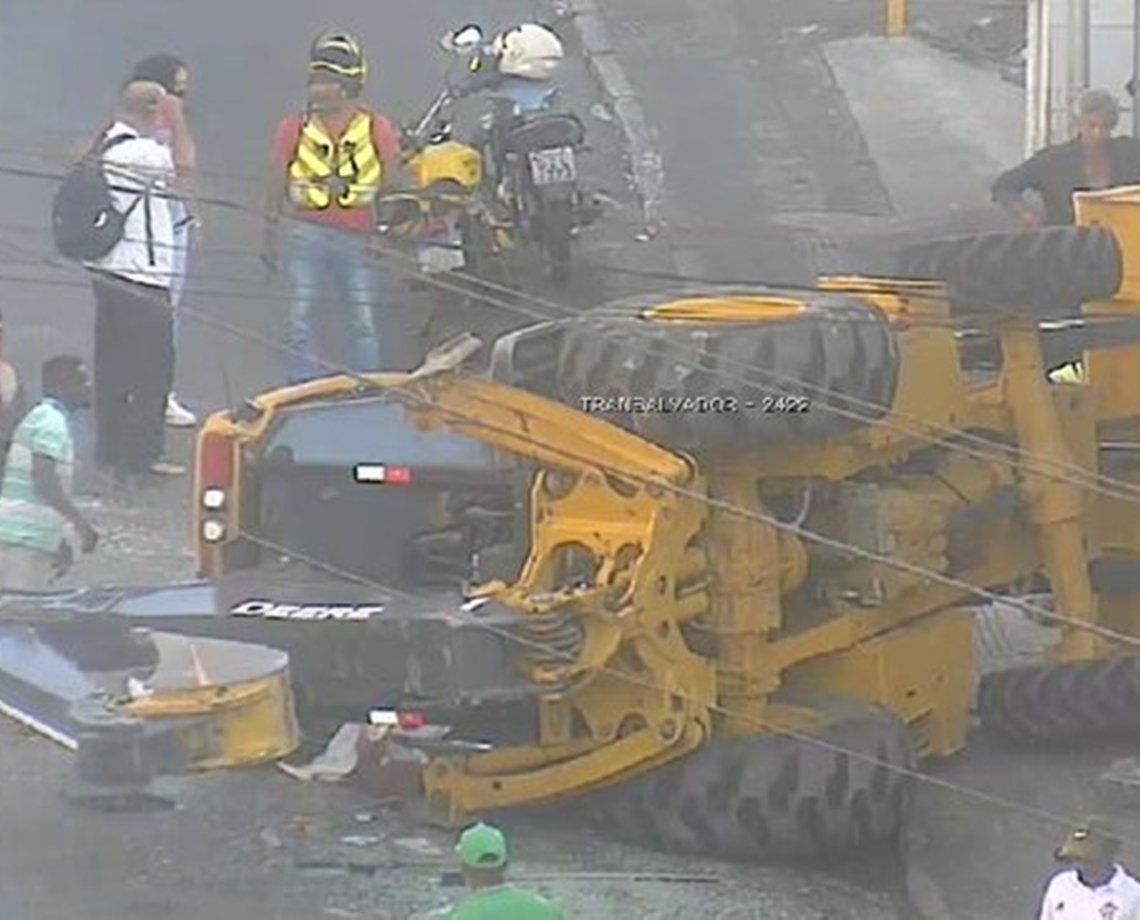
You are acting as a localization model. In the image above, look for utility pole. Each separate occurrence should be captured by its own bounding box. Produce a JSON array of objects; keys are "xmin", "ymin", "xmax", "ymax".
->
[
  {"xmin": 1133, "ymin": 0, "xmax": 1140, "ymax": 136},
  {"xmin": 1025, "ymin": 0, "xmax": 1052, "ymax": 155},
  {"xmin": 1066, "ymin": 0, "xmax": 1090, "ymax": 136},
  {"xmin": 887, "ymin": 0, "xmax": 906, "ymax": 37}
]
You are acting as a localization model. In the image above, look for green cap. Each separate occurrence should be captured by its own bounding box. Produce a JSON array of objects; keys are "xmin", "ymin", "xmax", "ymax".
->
[{"xmin": 456, "ymin": 822, "xmax": 508, "ymax": 869}]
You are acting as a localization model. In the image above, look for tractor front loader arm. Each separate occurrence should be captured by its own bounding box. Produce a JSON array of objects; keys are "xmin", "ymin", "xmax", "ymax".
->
[
  {"xmin": 392, "ymin": 371, "xmax": 695, "ymax": 486},
  {"xmin": 383, "ymin": 370, "xmax": 721, "ymax": 825}
]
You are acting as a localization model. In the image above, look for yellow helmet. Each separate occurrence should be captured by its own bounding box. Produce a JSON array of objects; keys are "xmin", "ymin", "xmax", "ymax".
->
[{"xmin": 309, "ymin": 31, "xmax": 367, "ymax": 94}]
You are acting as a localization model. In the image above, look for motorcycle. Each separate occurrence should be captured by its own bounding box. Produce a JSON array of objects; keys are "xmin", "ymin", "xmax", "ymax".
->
[
  {"xmin": 383, "ymin": 23, "xmax": 604, "ymax": 290},
  {"xmin": 376, "ymin": 25, "xmax": 488, "ymax": 281},
  {"xmin": 376, "ymin": 26, "xmax": 508, "ymax": 348},
  {"xmin": 465, "ymin": 25, "xmax": 604, "ymax": 286}
]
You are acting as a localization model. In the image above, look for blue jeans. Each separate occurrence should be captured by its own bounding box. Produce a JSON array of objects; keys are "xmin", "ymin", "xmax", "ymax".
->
[
  {"xmin": 285, "ymin": 222, "xmax": 384, "ymax": 384},
  {"xmin": 170, "ymin": 220, "xmax": 189, "ymax": 341}
]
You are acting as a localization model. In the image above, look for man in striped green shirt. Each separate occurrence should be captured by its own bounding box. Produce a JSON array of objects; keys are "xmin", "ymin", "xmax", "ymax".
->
[{"xmin": 0, "ymin": 356, "xmax": 98, "ymax": 588}]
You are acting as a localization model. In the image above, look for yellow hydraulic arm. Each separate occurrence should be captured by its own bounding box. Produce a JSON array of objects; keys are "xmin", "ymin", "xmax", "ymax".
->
[{"xmin": 378, "ymin": 356, "xmax": 721, "ymax": 825}]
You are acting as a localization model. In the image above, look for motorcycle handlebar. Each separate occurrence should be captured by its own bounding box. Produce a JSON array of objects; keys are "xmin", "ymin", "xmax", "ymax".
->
[{"xmin": 402, "ymin": 63, "xmax": 505, "ymax": 148}]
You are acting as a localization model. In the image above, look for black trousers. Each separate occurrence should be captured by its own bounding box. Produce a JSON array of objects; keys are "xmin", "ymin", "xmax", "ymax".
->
[{"xmin": 91, "ymin": 274, "xmax": 173, "ymax": 476}]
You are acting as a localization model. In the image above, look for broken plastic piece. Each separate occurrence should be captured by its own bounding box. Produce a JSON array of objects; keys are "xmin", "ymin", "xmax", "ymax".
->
[{"xmin": 277, "ymin": 723, "xmax": 365, "ymax": 782}]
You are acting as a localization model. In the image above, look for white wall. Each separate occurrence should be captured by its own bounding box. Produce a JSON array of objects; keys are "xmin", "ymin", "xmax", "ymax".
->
[
  {"xmin": 1048, "ymin": 0, "xmax": 1135, "ymax": 143},
  {"xmin": 1091, "ymin": 0, "xmax": 1136, "ymax": 134}
]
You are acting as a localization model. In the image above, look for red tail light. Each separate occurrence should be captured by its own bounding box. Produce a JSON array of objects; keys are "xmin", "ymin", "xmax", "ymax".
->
[
  {"xmin": 385, "ymin": 466, "xmax": 413, "ymax": 484},
  {"xmin": 397, "ymin": 711, "xmax": 426, "ymax": 730},
  {"xmin": 199, "ymin": 432, "xmax": 234, "ymax": 487},
  {"xmin": 354, "ymin": 464, "xmax": 413, "ymax": 484}
]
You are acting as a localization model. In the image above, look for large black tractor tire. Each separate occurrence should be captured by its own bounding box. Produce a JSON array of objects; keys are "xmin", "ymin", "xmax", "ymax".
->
[
  {"xmin": 588, "ymin": 702, "xmax": 915, "ymax": 863},
  {"xmin": 977, "ymin": 656, "xmax": 1140, "ymax": 743},
  {"xmin": 554, "ymin": 289, "xmax": 899, "ymax": 455},
  {"xmin": 893, "ymin": 226, "xmax": 1122, "ymax": 315}
]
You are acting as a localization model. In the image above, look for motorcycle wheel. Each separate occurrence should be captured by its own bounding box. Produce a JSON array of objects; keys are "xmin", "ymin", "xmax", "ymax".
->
[{"xmin": 542, "ymin": 196, "xmax": 574, "ymax": 286}]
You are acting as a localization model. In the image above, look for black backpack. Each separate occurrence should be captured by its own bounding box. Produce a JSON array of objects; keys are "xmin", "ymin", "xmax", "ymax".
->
[{"xmin": 51, "ymin": 132, "xmax": 146, "ymax": 261}]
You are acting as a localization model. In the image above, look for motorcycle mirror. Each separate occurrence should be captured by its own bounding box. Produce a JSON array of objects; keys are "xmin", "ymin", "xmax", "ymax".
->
[{"xmin": 441, "ymin": 24, "xmax": 484, "ymax": 53}]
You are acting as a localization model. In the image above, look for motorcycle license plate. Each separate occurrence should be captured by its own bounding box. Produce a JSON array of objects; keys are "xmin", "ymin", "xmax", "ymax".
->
[
  {"xmin": 417, "ymin": 234, "xmax": 465, "ymax": 274},
  {"xmin": 528, "ymin": 146, "xmax": 577, "ymax": 186},
  {"xmin": 418, "ymin": 244, "xmax": 465, "ymax": 273}
]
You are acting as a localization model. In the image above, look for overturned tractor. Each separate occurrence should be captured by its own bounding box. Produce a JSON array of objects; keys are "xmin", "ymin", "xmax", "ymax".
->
[{"xmin": 5, "ymin": 187, "xmax": 1140, "ymax": 863}]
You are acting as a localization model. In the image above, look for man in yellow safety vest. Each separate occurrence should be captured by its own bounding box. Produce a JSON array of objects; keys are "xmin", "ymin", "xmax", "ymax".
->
[
  {"xmin": 1048, "ymin": 361, "xmax": 1085, "ymax": 384},
  {"xmin": 264, "ymin": 32, "xmax": 404, "ymax": 384}
]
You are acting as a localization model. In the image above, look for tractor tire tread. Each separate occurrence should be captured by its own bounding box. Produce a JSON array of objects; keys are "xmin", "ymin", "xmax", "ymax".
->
[
  {"xmin": 893, "ymin": 227, "xmax": 1122, "ymax": 314},
  {"xmin": 978, "ymin": 656, "xmax": 1140, "ymax": 742},
  {"xmin": 588, "ymin": 703, "xmax": 915, "ymax": 862},
  {"xmin": 550, "ymin": 289, "xmax": 900, "ymax": 455}
]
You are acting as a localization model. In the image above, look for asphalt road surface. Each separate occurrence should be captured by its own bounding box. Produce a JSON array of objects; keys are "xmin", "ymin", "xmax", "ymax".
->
[
  {"xmin": 0, "ymin": 2, "xmax": 1104, "ymax": 919},
  {"xmin": 0, "ymin": 3, "xmax": 899, "ymax": 920},
  {"xmin": 0, "ymin": 0, "xmax": 662, "ymax": 417},
  {"xmin": 0, "ymin": 3, "xmax": 667, "ymax": 919}
]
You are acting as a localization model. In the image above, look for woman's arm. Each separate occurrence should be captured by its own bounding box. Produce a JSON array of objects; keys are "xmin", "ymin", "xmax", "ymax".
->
[
  {"xmin": 158, "ymin": 93, "xmax": 197, "ymax": 227},
  {"xmin": 992, "ymin": 151, "xmax": 1047, "ymax": 228}
]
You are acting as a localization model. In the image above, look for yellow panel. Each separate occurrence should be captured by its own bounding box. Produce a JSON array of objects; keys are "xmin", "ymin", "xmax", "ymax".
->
[
  {"xmin": 121, "ymin": 634, "xmax": 300, "ymax": 770},
  {"xmin": 886, "ymin": 0, "xmax": 908, "ymax": 36},
  {"xmin": 411, "ymin": 141, "xmax": 483, "ymax": 190},
  {"xmin": 1075, "ymin": 186, "xmax": 1140, "ymax": 304},
  {"xmin": 817, "ymin": 276, "xmax": 945, "ymax": 294},
  {"xmin": 641, "ymin": 296, "xmax": 807, "ymax": 323},
  {"xmin": 779, "ymin": 609, "xmax": 974, "ymax": 760},
  {"xmin": 1079, "ymin": 298, "xmax": 1140, "ymax": 421}
]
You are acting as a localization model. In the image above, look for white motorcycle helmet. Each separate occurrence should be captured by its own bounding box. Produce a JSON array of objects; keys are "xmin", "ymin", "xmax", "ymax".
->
[{"xmin": 492, "ymin": 23, "xmax": 565, "ymax": 80}]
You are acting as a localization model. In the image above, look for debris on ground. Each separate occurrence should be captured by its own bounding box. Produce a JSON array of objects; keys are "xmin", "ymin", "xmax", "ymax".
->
[
  {"xmin": 1095, "ymin": 758, "xmax": 1140, "ymax": 807},
  {"xmin": 278, "ymin": 724, "xmax": 368, "ymax": 782}
]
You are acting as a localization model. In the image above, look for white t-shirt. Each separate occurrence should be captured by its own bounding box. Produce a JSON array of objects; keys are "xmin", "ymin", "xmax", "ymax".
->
[
  {"xmin": 1039, "ymin": 866, "xmax": 1140, "ymax": 919},
  {"xmin": 88, "ymin": 121, "xmax": 175, "ymax": 289}
]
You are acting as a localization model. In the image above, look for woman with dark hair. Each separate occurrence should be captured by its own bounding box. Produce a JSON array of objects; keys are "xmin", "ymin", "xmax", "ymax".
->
[
  {"xmin": 129, "ymin": 54, "xmax": 187, "ymax": 95},
  {"xmin": 126, "ymin": 53, "xmax": 198, "ymax": 428}
]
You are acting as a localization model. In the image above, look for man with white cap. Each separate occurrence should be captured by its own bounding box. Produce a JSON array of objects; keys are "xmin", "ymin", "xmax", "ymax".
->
[{"xmin": 1038, "ymin": 816, "xmax": 1140, "ymax": 918}]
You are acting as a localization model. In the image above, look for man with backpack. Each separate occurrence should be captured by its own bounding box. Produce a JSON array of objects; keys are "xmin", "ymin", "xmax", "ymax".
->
[{"xmin": 53, "ymin": 80, "xmax": 185, "ymax": 483}]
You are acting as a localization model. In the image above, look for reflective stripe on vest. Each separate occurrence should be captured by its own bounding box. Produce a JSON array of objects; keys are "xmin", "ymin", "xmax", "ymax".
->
[
  {"xmin": 287, "ymin": 111, "xmax": 383, "ymax": 210},
  {"xmin": 1048, "ymin": 361, "xmax": 1085, "ymax": 384}
]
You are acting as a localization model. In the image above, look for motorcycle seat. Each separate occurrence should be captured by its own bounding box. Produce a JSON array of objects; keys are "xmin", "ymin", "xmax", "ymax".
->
[{"xmin": 502, "ymin": 113, "xmax": 585, "ymax": 154}]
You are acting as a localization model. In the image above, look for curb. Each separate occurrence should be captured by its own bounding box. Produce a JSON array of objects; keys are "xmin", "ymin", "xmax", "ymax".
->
[
  {"xmin": 562, "ymin": 0, "xmax": 665, "ymax": 233},
  {"xmin": 910, "ymin": 21, "xmax": 1025, "ymax": 88}
]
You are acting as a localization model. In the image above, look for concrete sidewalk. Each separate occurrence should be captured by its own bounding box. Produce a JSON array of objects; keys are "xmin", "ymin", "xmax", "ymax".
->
[
  {"xmin": 576, "ymin": 0, "xmax": 1026, "ymax": 282},
  {"xmin": 571, "ymin": 0, "xmax": 893, "ymax": 284},
  {"xmin": 771, "ymin": 32, "xmax": 1028, "ymax": 271},
  {"xmin": 825, "ymin": 34, "xmax": 1023, "ymax": 227}
]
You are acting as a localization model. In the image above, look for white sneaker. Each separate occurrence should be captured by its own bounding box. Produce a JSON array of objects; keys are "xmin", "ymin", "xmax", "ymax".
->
[{"xmin": 165, "ymin": 394, "xmax": 197, "ymax": 428}]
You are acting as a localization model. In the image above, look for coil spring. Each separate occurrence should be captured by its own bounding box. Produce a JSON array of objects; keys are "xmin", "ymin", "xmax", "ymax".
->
[{"xmin": 512, "ymin": 611, "xmax": 585, "ymax": 667}]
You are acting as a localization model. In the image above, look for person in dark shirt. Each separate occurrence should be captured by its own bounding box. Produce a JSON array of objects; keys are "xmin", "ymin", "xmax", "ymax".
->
[{"xmin": 992, "ymin": 89, "xmax": 1140, "ymax": 227}]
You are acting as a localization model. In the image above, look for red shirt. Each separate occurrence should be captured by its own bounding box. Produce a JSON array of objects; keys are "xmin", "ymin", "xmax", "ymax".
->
[{"xmin": 272, "ymin": 107, "xmax": 400, "ymax": 234}]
